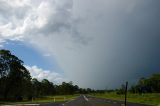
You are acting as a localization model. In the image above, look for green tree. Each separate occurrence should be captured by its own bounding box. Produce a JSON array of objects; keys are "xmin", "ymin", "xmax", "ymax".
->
[
  {"xmin": 31, "ymin": 78, "xmax": 42, "ymax": 98},
  {"xmin": 0, "ymin": 49, "xmax": 31, "ymax": 100},
  {"xmin": 148, "ymin": 74, "xmax": 160, "ymax": 92},
  {"xmin": 58, "ymin": 81, "xmax": 75, "ymax": 95},
  {"xmin": 41, "ymin": 79, "xmax": 55, "ymax": 96}
]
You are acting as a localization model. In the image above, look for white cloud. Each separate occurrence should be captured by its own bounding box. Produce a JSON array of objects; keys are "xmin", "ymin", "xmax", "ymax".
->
[{"xmin": 25, "ymin": 65, "xmax": 65, "ymax": 83}]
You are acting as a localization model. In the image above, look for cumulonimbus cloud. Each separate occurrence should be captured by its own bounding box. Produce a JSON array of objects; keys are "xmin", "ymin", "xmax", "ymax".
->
[{"xmin": 0, "ymin": 0, "xmax": 160, "ymax": 89}]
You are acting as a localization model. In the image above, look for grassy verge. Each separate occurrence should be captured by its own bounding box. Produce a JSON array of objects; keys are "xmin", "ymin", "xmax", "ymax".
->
[
  {"xmin": 0, "ymin": 94, "xmax": 79, "ymax": 104},
  {"xmin": 91, "ymin": 92, "xmax": 160, "ymax": 106}
]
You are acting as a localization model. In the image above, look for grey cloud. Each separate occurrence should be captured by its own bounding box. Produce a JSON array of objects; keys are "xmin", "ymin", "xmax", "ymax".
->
[
  {"xmin": 25, "ymin": 0, "xmax": 88, "ymax": 46},
  {"xmin": 62, "ymin": 0, "xmax": 160, "ymax": 89},
  {"xmin": 0, "ymin": 1, "xmax": 29, "ymax": 22}
]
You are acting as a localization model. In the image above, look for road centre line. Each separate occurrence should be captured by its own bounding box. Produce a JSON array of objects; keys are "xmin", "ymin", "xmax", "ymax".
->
[{"xmin": 83, "ymin": 95, "xmax": 89, "ymax": 101}]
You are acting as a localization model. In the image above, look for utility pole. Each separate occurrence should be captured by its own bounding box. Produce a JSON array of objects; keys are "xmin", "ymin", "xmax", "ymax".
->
[{"xmin": 125, "ymin": 81, "xmax": 128, "ymax": 106}]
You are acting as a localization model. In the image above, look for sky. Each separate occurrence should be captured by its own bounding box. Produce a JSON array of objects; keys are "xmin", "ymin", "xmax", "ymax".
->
[{"xmin": 0, "ymin": 0, "xmax": 160, "ymax": 89}]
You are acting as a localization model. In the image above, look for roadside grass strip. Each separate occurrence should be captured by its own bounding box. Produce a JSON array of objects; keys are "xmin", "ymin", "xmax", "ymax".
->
[
  {"xmin": 0, "ymin": 95, "xmax": 79, "ymax": 105},
  {"xmin": 92, "ymin": 92, "xmax": 160, "ymax": 105}
]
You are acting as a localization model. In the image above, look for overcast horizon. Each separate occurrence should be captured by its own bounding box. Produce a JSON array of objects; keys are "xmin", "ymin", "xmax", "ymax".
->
[{"xmin": 0, "ymin": 0, "xmax": 160, "ymax": 89}]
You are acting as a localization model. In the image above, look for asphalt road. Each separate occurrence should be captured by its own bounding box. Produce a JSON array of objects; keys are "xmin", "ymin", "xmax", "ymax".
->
[{"xmin": 39, "ymin": 95, "xmax": 153, "ymax": 106}]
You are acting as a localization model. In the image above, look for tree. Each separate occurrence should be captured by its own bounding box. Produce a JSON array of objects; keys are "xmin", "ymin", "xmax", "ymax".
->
[
  {"xmin": 148, "ymin": 74, "xmax": 160, "ymax": 92},
  {"xmin": 129, "ymin": 73, "xmax": 160, "ymax": 94},
  {"xmin": 0, "ymin": 49, "xmax": 31, "ymax": 100},
  {"xmin": 31, "ymin": 78, "xmax": 42, "ymax": 98},
  {"xmin": 58, "ymin": 81, "xmax": 75, "ymax": 95},
  {"xmin": 41, "ymin": 79, "xmax": 55, "ymax": 96},
  {"xmin": 116, "ymin": 84, "xmax": 126, "ymax": 95},
  {"xmin": 73, "ymin": 85, "xmax": 79, "ymax": 93}
]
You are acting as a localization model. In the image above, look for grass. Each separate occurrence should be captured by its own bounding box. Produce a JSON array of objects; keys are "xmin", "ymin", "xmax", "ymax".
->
[
  {"xmin": 0, "ymin": 94, "xmax": 79, "ymax": 104},
  {"xmin": 91, "ymin": 92, "xmax": 160, "ymax": 106}
]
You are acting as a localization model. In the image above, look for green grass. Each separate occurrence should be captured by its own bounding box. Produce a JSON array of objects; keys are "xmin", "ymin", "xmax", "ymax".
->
[
  {"xmin": 0, "ymin": 94, "xmax": 79, "ymax": 104},
  {"xmin": 91, "ymin": 92, "xmax": 160, "ymax": 106}
]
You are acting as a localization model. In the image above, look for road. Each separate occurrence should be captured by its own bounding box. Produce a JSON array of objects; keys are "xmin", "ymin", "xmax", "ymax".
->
[{"xmin": 40, "ymin": 95, "xmax": 153, "ymax": 106}]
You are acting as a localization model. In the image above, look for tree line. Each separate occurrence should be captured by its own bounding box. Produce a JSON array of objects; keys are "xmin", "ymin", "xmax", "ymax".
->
[
  {"xmin": 113, "ymin": 73, "xmax": 160, "ymax": 95},
  {"xmin": 0, "ymin": 49, "xmax": 100, "ymax": 101},
  {"xmin": 129, "ymin": 74, "xmax": 160, "ymax": 94}
]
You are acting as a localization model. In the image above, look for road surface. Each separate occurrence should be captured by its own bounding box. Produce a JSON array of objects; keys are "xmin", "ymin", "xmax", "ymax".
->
[{"xmin": 39, "ymin": 95, "xmax": 153, "ymax": 106}]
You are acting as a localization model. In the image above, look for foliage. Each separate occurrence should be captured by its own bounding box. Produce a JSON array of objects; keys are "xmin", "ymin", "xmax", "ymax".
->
[
  {"xmin": 0, "ymin": 49, "xmax": 31, "ymax": 101},
  {"xmin": 129, "ymin": 74, "xmax": 160, "ymax": 93}
]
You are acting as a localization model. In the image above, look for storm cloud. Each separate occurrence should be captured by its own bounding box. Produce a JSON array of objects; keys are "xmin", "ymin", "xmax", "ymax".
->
[{"xmin": 0, "ymin": 0, "xmax": 160, "ymax": 89}]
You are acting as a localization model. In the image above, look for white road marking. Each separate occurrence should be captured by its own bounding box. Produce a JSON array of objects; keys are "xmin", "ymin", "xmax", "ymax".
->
[
  {"xmin": 63, "ymin": 96, "xmax": 79, "ymax": 105},
  {"xmin": 64, "ymin": 97, "xmax": 75, "ymax": 105},
  {"xmin": 1, "ymin": 104, "xmax": 39, "ymax": 106},
  {"xmin": 113, "ymin": 101, "xmax": 117, "ymax": 104},
  {"xmin": 66, "ymin": 101, "xmax": 71, "ymax": 103},
  {"xmin": 1, "ymin": 105, "xmax": 16, "ymax": 106},
  {"xmin": 19, "ymin": 104, "xmax": 40, "ymax": 106},
  {"xmin": 121, "ymin": 104, "xmax": 125, "ymax": 106},
  {"xmin": 83, "ymin": 95, "xmax": 88, "ymax": 101}
]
